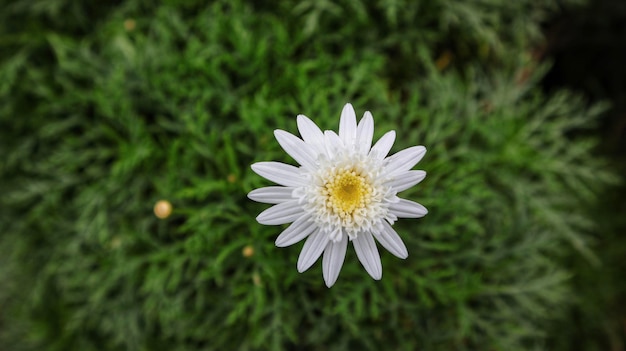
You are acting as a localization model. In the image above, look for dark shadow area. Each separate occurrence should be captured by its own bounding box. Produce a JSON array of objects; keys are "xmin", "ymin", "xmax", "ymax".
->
[{"xmin": 542, "ymin": 0, "xmax": 626, "ymax": 349}]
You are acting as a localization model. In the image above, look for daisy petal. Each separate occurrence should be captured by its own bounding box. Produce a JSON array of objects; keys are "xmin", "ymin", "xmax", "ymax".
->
[
  {"xmin": 275, "ymin": 214, "xmax": 317, "ymax": 247},
  {"xmin": 324, "ymin": 130, "xmax": 343, "ymax": 157},
  {"xmin": 353, "ymin": 232, "xmax": 382, "ymax": 280},
  {"xmin": 322, "ymin": 234, "xmax": 348, "ymax": 287},
  {"xmin": 374, "ymin": 221, "xmax": 408, "ymax": 259},
  {"xmin": 297, "ymin": 230, "xmax": 329, "ymax": 273},
  {"xmin": 356, "ymin": 111, "xmax": 374, "ymax": 154},
  {"xmin": 247, "ymin": 186, "xmax": 294, "ymax": 204},
  {"xmin": 369, "ymin": 130, "xmax": 396, "ymax": 160},
  {"xmin": 256, "ymin": 200, "xmax": 304, "ymax": 225},
  {"xmin": 251, "ymin": 162, "xmax": 305, "ymax": 187},
  {"xmin": 297, "ymin": 114, "xmax": 325, "ymax": 147},
  {"xmin": 339, "ymin": 103, "xmax": 357, "ymax": 145},
  {"xmin": 389, "ymin": 199, "xmax": 428, "ymax": 218},
  {"xmin": 274, "ymin": 130, "xmax": 317, "ymax": 169},
  {"xmin": 387, "ymin": 170, "xmax": 427, "ymax": 192},
  {"xmin": 385, "ymin": 146, "xmax": 426, "ymax": 175}
]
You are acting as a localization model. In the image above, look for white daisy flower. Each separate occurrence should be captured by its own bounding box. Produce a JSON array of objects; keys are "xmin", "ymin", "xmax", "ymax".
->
[{"xmin": 248, "ymin": 103, "xmax": 428, "ymax": 287}]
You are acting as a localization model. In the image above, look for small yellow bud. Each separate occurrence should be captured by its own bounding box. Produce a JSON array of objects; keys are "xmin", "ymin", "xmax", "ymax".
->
[
  {"xmin": 124, "ymin": 19, "xmax": 136, "ymax": 31},
  {"xmin": 242, "ymin": 245, "xmax": 255, "ymax": 258},
  {"xmin": 154, "ymin": 200, "xmax": 173, "ymax": 219}
]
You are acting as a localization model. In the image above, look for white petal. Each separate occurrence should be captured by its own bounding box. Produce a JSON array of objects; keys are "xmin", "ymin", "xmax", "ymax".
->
[
  {"xmin": 339, "ymin": 103, "xmax": 357, "ymax": 145},
  {"xmin": 356, "ymin": 111, "xmax": 374, "ymax": 155},
  {"xmin": 275, "ymin": 214, "xmax": 317, "ymax": 247},
  {"xmin": 353, "ymin": 232, "xmax": 382, "ymax": 280},
  {"xmin": 274, "ymin": 130, "xmax": 317, "ymax": 169},
  {"xmin": 322, "ymin": 234, "xmax": 348, "ymax": 287},
  {"xmin": 385, "ymin": 146, "xmax": 426, "ymax": 175},
  {"xmin": 389, "ymin": 199, "xmax": 428, "ymax": 218},
  {"xmin": 328, "ymin": 226, "xmax": 342, "ymax": 242},
  {"xmin": 251, "ymin": 162, "xmax": 305, "ymax": 187},
  {"xmin": 247, "ymin": 186, "xmax": 294, "ymax": 204},
  {"xmin": 297, "ymin": 229, "xmax": 329, "ymax": 273},
  {"xmin": 369, "ymin": 130, "xmax": 396, "ymax": 160},
  {"xmin": 387, "ymin": 170, "xmax": 427, "ymax": 192},
  {"xmin": 324, "ymin": 130, "xmax": 343, "ymax": 157},
  {"xmin": 297, "ymin": 114, "xmax": 325, "ymax": 146},
  {"xmin": 374, "ymin": 221, "xmax": 408, "ymax": 259},
  {"xmin": 256, "ymin": 200, "xmax": 304, "ymax": 225}
]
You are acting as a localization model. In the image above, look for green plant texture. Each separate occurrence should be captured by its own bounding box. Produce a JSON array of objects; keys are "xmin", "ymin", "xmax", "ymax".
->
[{"xmin": 0, "ymin": 0, "xmax": 620, "ymax": 350}]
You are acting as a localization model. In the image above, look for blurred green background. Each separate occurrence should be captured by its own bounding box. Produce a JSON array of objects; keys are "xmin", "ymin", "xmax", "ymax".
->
[{"xmin": 0, "ymin": 0, "xmax": 624, "ymax": 350}]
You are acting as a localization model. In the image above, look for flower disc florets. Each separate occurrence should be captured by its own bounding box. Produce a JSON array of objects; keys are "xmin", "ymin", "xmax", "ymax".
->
[{"xmin": 295, "ymin": 150, "xmax": 397, "ymax": 242}]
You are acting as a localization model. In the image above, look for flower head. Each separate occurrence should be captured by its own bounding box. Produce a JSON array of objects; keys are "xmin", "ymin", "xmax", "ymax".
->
[{"xmin": 248, "ymin": 103, "xmax": 428, "ymax": 287}]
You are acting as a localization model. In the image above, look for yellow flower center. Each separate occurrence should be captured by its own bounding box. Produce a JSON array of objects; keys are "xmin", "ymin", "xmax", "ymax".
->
[{"xmin": 324, "ymin": 168, "xmax": 373, "ymax": 219}]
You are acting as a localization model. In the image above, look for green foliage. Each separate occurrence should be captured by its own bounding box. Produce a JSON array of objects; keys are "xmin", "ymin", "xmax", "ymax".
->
[{"xmin": 0, "ymin": 0, "xmax": 619, "ymax": 350}]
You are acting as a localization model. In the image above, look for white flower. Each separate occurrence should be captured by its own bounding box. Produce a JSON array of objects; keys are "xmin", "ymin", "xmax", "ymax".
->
[{"xmin": 248, "ymin": 103, "xmax": 428, "ymax": 287}]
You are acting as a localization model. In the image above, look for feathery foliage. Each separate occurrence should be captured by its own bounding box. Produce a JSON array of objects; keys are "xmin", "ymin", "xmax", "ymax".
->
[{"xmin": 0, "ymin": 0, "xmax": 620, "ymax": 350}]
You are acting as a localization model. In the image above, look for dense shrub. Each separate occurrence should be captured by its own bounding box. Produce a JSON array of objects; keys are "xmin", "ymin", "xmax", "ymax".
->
[{"xmin": 0, "ymin": 0, "xmax": 619, "ymax": 350}]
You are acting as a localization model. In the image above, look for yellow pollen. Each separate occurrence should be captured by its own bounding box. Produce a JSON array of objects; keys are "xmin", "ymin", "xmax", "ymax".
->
[{"xmin": 324, "ymin": 169, "xmax": 373, "ymax": 219}]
